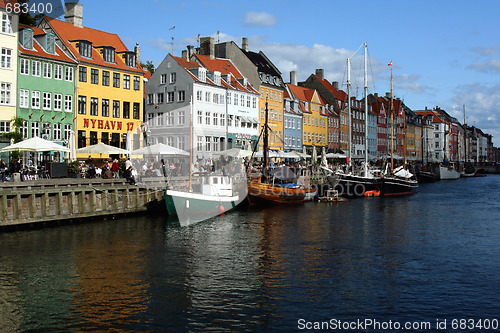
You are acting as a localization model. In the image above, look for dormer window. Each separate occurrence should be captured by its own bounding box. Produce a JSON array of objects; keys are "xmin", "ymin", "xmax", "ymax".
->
[
  {"xmin": 46, "ymin": 34, "xmax": 55, "ymax": 54},
  {"xmin": 21, "ymin": 29, "xmax": 33, "ymax": 49},
  {"xmin": 103, "ymin": 47, "xmax": 115, "ymax": 63},
  {"xmin": 125, "ymin": 52, "xmax": 136, "ymax": 67},
  {"xmin": 213, "ymin": 71, "xmax": 221, "ymax": 86},
  {"xmin": 199, "ymin": 67, "xmax": 206, "ymax": 82},
  {"xmin": 79, "ymin": 40, "xmax": 92, "ymax": 58}
]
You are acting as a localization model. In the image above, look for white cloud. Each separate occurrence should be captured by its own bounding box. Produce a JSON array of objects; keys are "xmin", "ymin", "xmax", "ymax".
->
[
  {"xmin": 467, "ymin": 59, "xmax": 500, "ymax": 73},
  {"xmin": 243, "ymin": 11, "xmax": 277, "ymax": 27},
  {"xmin": 451, "ymin": 83, "xmax": 500, "ymax": 145}
]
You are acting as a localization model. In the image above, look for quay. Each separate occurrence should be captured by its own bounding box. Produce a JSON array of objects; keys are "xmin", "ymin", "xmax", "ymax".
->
[{"xmin": 0, "ymin": 177, "xmax": 174, "ymax": 229}]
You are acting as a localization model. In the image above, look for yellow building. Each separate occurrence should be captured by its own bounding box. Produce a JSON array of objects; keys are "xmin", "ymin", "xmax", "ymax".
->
[
  {"xmin": 286, "ymin": 84, "xmax": 327, "ymax": 153},
  {"xmin": 259, "ymin": 86, "xmax": 284, "ymax": 150},
  {"xmin": 39, "ymin": 3, "xmax": 144, "ymax": 159}
]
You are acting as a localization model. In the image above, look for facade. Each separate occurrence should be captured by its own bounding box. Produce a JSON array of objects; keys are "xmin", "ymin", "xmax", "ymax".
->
[
  {"xmin": 192, "ymin": 53, "xmax": 259, "ymax": 150},
  {"xmin": 299, "ymin": 70, "xmax": 344, "ymax": 153},
  {"xmin": 367, "ymin": 108, "xmax": 377, "ymax": 160},
  {"xmin": 286, "ymin": 82, "xmax": 327, "ymax": 156},
  {"xmin": 0, "ymin": 3, "xmax": 18, "ymax": 152},
  {"xmin": 17, "ymin": 25, "xmax": 77, "ymax": 154},
  {"xmin": 39, "ymin": 3, "xmax": 144, "ymax": 158},
  {"xmin": 283, "ymin": 87, "xmax": 302, "ymax": 152}
]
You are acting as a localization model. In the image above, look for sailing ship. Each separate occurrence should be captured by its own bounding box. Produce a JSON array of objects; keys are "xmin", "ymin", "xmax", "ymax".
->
[
  {"xmin": 379, "ymin": 58, "xmax": 418, "ymax": 196},
  {"xmin": 247, "ymin": 102, "xmax": 314, "ymax": 204}
]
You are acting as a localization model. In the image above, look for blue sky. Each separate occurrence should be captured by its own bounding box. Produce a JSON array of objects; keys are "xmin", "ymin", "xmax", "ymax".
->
[{"xmin": 71, "ymin": 0, "xmax": 499, "ymax": 145}]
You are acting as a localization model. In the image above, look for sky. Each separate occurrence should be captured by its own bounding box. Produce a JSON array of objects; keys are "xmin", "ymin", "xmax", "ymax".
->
[{"xmin": 62, "ymin": 0, "xmax": 500, "ymax": 146}]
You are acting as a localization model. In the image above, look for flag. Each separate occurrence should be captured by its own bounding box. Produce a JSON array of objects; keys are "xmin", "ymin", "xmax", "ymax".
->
[
  {"xmin": 388, "ymin": 61, "xmax": 393, "ymax": 66},
  {"xmin": 29, "ymin": 113, "xmax": 33, "ymax": 119}
]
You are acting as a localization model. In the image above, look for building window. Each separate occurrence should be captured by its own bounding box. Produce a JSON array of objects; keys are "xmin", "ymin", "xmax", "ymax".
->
[
  {"xmin": 157, "ymin": 112, "xmax": 163, "ymax": 126},
  {"xmin": 102, "ymin": 99, "xmax": 109, "ymax": 117},
  {"xmin": 123, "ymin": 101, "xmax": 130, "ymax": 119},
  {"xmin": 65, "ymin": 67, "xmax": 73, "ymax": 81},
  {"xmin": 125, "ymin": 53, "xmax": 136, "ymax": 67},
  {"xmin": 205, "ymin": 136, "xmax": 211, "ymax": 151},
  {"xmin": 147, "ymin": 94, "xmax": 154, "ymax": 105},
  {"xmin": 113, "ymin": 73, "xmax": 120, "ymax": 87},
  {"xmin": 19, "ymin": 89, "xmax": 29, "ymax": 108},
  {"xmin": 64, "ymin": 124, "xmax": 72, "ymax": 141},
  {"xmin": 123, "ymin": 74, "xmax": 130, "ymax": 89},
  {"xmin": 90, "ymin": 97, "xmax": 98, "ymax": 116},
  {"xmin": 54, "ymin": 93, "xmax": 62, "ymax": 111},
  {"xmin": 205, "ymin": 112, "xmax": 210, "ymax": 125},
  {"xmin": 102, "ymin": 70, "xmax": 110, "ymax": 86},
  {"xmin": 103, "ymin": 47, "xmax": 115, "ymax": 63},
  {"xmin": 31, "ymin": 91, "xmax": 40, "ymax": 109},
  {"xmin": 53, "ymin": 123, "xmax": 61, "ymax": 141},
  {"xmin": 160, "ymin": 74, "xmax": 166, "ymax": 84},
  {"xmin": 1, "ymin": 13, "xmax": 13, "ymax": 34},
  {"xmin": 31, "ymin": 122, "xmax": 40, "ymax": 138},
  {"xmin": 196, "ymin": 91, "xmax": 203, "ymax": 102},
  {"xmin": 197, "ymin": 111, "xmax": 203, "ymax": 124},
  {"xmin": 101, "ymin": 131, "xmax": 108, "ymax": 144},
  {"xmin": 79, "ymin": 66, "xmax": 87, "ymax": 82},
  {"xmin": 65, "ymin": 95, "xmax": 73, "ymax": 112},
  {"xmin": 43, "ymin": 92, "xmax": 51, "ymax": 110},
  {"xmin": 79, "ymin": 41, "xmax": 92, "ymax": 58},
  {"xmin": 54, "ymin": 64, "xmax": 63, "ymax": 80},
  {"xmin": 167, "ymin": 91, "xmax": 174, "ymax": 103},
  {"xmin": 157, "ymin": 93, "xmax": 164, "ymax": 104},
  {"xmin": 220, "ymin": 114, "xmax": 225, "ymax": 127},
  {"xmin": 133, "ymin": 76, "xmax": 140, "ymax": 90},
  {"xmin": 147, "ymin": 113, "xmax": 154, "ymax": 126},
  {"xmin": 112, "ymin": 100, "xmax": 120, "ymax": 118},
  {"xmin": 78, "ymin": 96, "xmax": 86, "ymax": 114},
  {"xmin": 178, "ymin": 110, "xmax": 185, "ymax": 125},
  {"xmin": 133, "ymin": 102, "xmax": 140, "ymax": 119},
  {"xmin": 206, "ymin": 92, "xmax": 211, "ymax": 102},
  {"xmin": 0, "ymin": 48, "xmax": 12, "ymax": 69},
  {"xmin": 166, "ymin": 112, "xmax": 174, "ymax": 126},
  {"xmin": 91, "ymin": 68, "xmax": 98, "ymax": 84},
  {"xmin": 170, "ymin": 72, "xmax": 176, "ymax": 83},
  {"xmin": 213, "ymin": 113, "xmax": 218, "ymax": 126},
  {"xmin": 197, "ymin": 136, "xmax": 203, "ymax": 151},
  {"xmin": 240, "ymin": 95, "xmax": 244, "ymax": 106},
  {"xmin": 178, "ymin": 90, "xmax": 185, "ymax": 102},
  {"xmin": 20, "ymin": 59, "xmax": 30, "ymax": 75},
  {"xmin": 32, "ymin": 61, "xmax": 41, "ymax": 77},
  {"xmin": 0, "ymin": 121, "xmax": 10, "ymax": 133}
]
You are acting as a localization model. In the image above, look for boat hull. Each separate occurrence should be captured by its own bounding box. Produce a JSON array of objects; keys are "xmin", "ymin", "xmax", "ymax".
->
[
  {"xmin": 439, "ymin": 166, "xmax": 460, "ymax": 180},
  {"xmin": 334, "ymin": 174, "xmax": 381, "ymax": 197},
  {"xmin": 247, "ymin": 181, "xmax": 308, "ymax": 204},
  {"xmin": 380, "ymin": 177, "xmax": 418, "ymax": 196},
  {"xmin": 165, "ymin": 189, "xmax": 239, "ymax": 216},
  {"xmin": 416, "ymin": 171, "xmax": 439, "ymax": 183}
]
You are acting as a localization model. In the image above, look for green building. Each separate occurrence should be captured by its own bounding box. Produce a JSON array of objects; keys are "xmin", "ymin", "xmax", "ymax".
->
[{"xmin": 17, "ymin": 24, "xmax": 77, "ymax": 161}]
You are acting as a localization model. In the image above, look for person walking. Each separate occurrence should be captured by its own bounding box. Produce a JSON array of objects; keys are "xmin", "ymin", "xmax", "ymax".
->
[{"xmin": 111, "ymin": 159, "xmax": 120, "ymax": 178}]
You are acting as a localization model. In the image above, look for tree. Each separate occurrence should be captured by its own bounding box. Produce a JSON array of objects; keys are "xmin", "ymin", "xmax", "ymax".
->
[
  {"xmin": 18, "ymin": 0, "xmax": 44, "ymax": 26},
  {"xmin": 1, "ymin": 117, "xmax": 25, "ymax": 144},
  {"xmin": 141, "ymin": 60, "xmax": 155, "ymax": 74}
]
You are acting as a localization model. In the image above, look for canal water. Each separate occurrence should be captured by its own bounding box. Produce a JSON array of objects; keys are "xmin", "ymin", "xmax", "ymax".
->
[{"xmin": 1, "ymin": 175, "xmax": 499, "ymax": 332}]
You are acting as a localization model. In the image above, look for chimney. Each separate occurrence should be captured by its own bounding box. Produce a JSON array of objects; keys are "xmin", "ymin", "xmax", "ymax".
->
[
  {"xmin": 134, "ymin": 43, "xmax": 140, "ymax": 65},
  {"xmin": 386, "ymin": 92, "xmax": 392, "ymax": 98},
  {"xmin": 64, "ymin": 2, "xmax": 83, "ymax": 28},
  {"xmin": 315, "ymin": 69, "xmax": 324, "ymax": 80},
  {"xmin": 374, "ymin": 93, "xmax": 378, "ymax": 98},
  {"xmin": 187, "ymin": 45, "xmax": 194, "ymax": 58},
  {"xmin": 242, "ymin": 37, "xmax": 249, "ymax": 52},
  {"xmin": 200, "ymin": 37, "xmax": 215, "ymax": 59},
  {"xmin": 182, "ymin": 50, "xmax": 188, "ymax": 61},
  {"xmin": 332, "ymin": 81, "xmax": 339, "ymax": 89},
  {"xmin": 290, "ymin": 71, "xmax": 298, "ymax": 86}
]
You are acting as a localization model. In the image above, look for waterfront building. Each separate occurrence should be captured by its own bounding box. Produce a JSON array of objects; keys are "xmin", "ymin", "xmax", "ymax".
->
[
  {"xmin": 17, "ymin": 24, "xmax": 77, "ymax": 159},
  {"xmin": 402, "ymin": 105, "xmax": 422, "ymax": 163},
  {"xmin": 367, "ymin": 93, "xmax": 389, "ymax": 160},
  {"xmin": 286, "ymin": 78, "xmax": 328, "ymax": 156},
  {"xmin": 39, "ymin": 2, "xmax": 145, "ymax": 158},
  {"xmin": 145, "ymin": 53, "xmax": 224, "ymax": 163},
  {"xmin": 299, "ymin": 69, "xmax": 344, "ymax": 153},
  {"xmin": 415, "ymin": 109, "xmax": 448, "ymax": 162},
  {"xmin": 283, "ymin": 86, "xmax": 302, "ymax": 152},
  {"xmin": 350, "ymin": 97, "xmax": 366, "ymax": 160},
  {"xmin": 420, "ymin": 113, "xmax": 436, "ymax": 164},
  {"xmin": 191, "ymin": 52, "xmax": 260, "ymax": 150},
  {"xmin": 0, "ymin": 2, "xmax": 18, "ymax": 153},
  {"xmin": 366, "ymin": 105, "xmax": 378, "ymax": 161}
]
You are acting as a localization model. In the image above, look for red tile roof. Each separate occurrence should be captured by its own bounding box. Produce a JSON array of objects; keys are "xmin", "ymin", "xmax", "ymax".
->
[
  {"xmin": 415, "ymin": 111, "xmax": 444, "ymax": 123},
  {"xmin": 44, "ymin": 16, "xmax": 144, "ymax": 74},
  {"xmin": 18, "ymin": 25, "xmax": 77, "ymax": 64},
  {"xmin": 314, "ymin": 75, "xmax": 348, "ymax": 102}
]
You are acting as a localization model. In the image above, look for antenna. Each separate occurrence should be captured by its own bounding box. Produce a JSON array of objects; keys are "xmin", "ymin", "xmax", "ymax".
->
[
  {"xmin": 197, "ymin": 34, "xmax": 200, "ymax": 48},
  {"xmin": 216, "ymin": 30, "xmax": 220, "ymax": 44},
  {"xmin": 169, "ymin": 25, "xmax": 176, "ymax": 54}
]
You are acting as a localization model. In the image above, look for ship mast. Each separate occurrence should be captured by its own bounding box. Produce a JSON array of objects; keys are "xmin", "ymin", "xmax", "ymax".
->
[
  {"xmin": 347, "ymin": 57, "xmax": 352, "ymax": 169},
  {"xmin": 363, "ymin": 41, "xmax": 368, "ymax": 177},
  {"xmin": 390, "ymin": 62, "xmax": 394, "ymax": 172}
]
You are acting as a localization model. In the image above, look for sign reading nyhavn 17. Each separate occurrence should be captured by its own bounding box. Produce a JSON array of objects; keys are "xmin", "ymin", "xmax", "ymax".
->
[{"xmin": 82, "ymin": 119, "xmax": 135, "ymax": 131}]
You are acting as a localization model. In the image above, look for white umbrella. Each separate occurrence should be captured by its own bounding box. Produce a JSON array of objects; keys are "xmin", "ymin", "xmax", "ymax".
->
[
  {"xmin": 312, "ymin": 146, "xmax": 318, "ymax": 161},
  {"xmin": 255, "ymin": 150, "xmax": 284, "ymax": 158},
  {"xmin": 68, "ymin": 131, "xmax": 76, "ymax": 162},
  {"xmin": 131, "ymin": 143, "xmax": 189, "ymax": 156},
  {"xmin": 321, "ymin": 146, "xmax": 327, "ymax": 167},
  {"xmin": 0, "ymin": 136, "xmax": 70, "ymax": 153},
  {"xmin": 126, "ymin": 130, "xmax": 132, "ymax": 158},
  {"xmin": 213, "ymin": 148, "xmax": 252, "ymax": 158},
  {"xmin": 76, "ymin": 142, "xmax": 129, "ymax": 155},
  {"xmin": 326, "ymin": 153, "xmax": 347, "ymax": 159}
]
